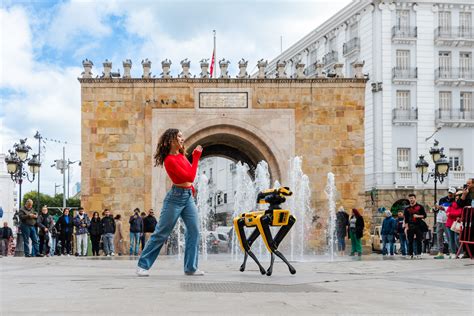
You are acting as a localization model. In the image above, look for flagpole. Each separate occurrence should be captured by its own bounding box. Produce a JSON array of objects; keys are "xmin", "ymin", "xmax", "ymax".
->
[{"xmin": 213, "ymin": 30, "xmax": 216, "ymax": 78}]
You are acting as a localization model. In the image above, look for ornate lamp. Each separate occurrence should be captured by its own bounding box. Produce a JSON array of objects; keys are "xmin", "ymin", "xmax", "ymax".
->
[
  {"xmin": 28, "ymin": 154, "xmax": 42, "ymax": 174},
  {"xmin": 15, "ymin": 139, "xmax": 30, "ymax": 161},
  {"xmin": 415, "ymin": 155, "xmax": 430, "ymax": 183}
]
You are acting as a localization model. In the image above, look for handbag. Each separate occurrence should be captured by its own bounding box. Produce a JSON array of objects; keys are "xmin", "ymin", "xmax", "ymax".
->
[
  {"xmin": 451, "ymin": 221, "xmax": 462, "ymax": 234},
  {"xmin": 419, "ymin": 219, "xmax": 429, "ymax": 233}
]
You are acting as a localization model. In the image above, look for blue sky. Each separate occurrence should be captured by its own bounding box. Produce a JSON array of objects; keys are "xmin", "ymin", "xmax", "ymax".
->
[{"xmin": 0, "ymin": 0, "xmax": 351, "ymax": 198}]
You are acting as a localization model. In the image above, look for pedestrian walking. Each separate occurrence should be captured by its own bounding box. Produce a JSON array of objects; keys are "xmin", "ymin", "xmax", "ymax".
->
[
  {"xmin": 335, "ymin": 207, "xmax": 349, "ymax": 256},
  {"xmin": 395, "ymin": 212, "xmax": 407, "ymax": 256},
  {"xmin": 37, "ymin": 206, "xmax": 54, "ymax": 256},
  {"xmin": 89, "ymin": 212, "xmax": 102, "ymax": 256},
  {"xmin": 101, "ymin": 209, "xmax": 116, "ymax": 256},
  {"xmin": 129, "ymin": 209, "xmax": 143, "ymax": 256},
  {"xmin": 56, "ymin": 208, "xmax": 74, "ymax": 256},
  {"xmin": 114, "ymin": 214, "xmax": 124, "ymax": 256},
  {"xmin": 348, "ymin": 208, "xmax": 364, "ymax": 256},
  {"xmin": 18, "ymin": 199, "xmax": 42, "ymax": 257},
  {"xmin": 381, "ymin": 210, "xmax": 397, "ymax": 256},
  {"xmin": 74, "ymin": 207, "xmax": 90, "ymax": 256},
  {"xmin": 136, "ymin": 128, "xmax": 203, "ymax": 276},
  {"xmin": 404, "ymin": 194, "xmax": 427, "ymax": 259},
  {"xmin": 0, "ymin": 222, "xmax": 13, "ymax": 256}
]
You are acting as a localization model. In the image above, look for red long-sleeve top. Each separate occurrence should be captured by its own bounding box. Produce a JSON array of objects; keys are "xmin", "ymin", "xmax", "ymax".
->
[{"xmin": 164, "ymin": 150, "xmax": 202, "ymax": 190}]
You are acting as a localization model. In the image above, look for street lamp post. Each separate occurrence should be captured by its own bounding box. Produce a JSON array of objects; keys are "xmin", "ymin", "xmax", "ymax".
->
[
  {"xmin": 415, "ymin": 139, "xmax": 450, "ymax": 254},
  {"xmin": 4, "ymin": 138, "xmax": 41, "ymax": 257}
]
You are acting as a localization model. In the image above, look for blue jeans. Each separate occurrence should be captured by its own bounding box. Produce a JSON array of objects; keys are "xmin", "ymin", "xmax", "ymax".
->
[
  {"xmin": 103, "ymin": 233, "xmax": 115, "ymax": 255},
  {"xmin": 21, "ymin": 224, "xmax": 39, "ymax": 257},
  {"xmin": 130, "ymin": 232, "xmax": 141, "ymax": 255},
  {"xmin": 447, "ymin": 227, "xmax": 459, "ymax": 254},
  {"xmin": 138, "ymin": 186, "xmax": 200, "ymax": 273},
  {"xmin": 382, "ymin": 234, "xmax": 394, "ymax": 255},
  {"xmin": 398, "ymin": 232, "xmax": 407, "ymax": 256},
  {"xmin": 337, "ymin": 236, "xmax": 345, "ymax": 251}
]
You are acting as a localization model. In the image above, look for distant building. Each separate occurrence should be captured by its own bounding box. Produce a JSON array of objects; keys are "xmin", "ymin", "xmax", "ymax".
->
[{"xmin": 0, "ymin": 153, "xmax": 17, "ymax": 227}]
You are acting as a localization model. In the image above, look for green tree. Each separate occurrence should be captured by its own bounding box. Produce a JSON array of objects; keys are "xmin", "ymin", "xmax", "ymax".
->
[{"xmin": 22, "ymin": 191, "xmax": 81, "ymax": 210}]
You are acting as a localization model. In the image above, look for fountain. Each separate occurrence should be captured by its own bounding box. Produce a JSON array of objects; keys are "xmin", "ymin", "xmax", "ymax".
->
[
  {"xmin": 325, "ymin": 172, "xmax": 337, "ymax": 260},
  {"xmin": 196, "ymin": 173, "xmax": 211, "ymax": 260}
]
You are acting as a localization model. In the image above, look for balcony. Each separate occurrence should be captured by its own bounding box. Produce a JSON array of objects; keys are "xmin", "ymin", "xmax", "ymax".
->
[
  {"xmin": 322, "ymin": 51, "xmax": 338, "ymax": 67},
  {"xmin": 435, "ymin": 68, "xmax": 474, "ymax": 86},
  {"xmin": 343, "ymin": 37, "xmax": 360, "ymax": 56},
  {"xmin": 392, "ymin": 67, "xmax": 417, "ymax": 84},
  {"xmin": 434, "ymin": 27, "xmax": 474, "ymax": 46},
  {"xmin": 392, "ymin": 108, "xmax": 418, "ymax": 126},
  {"xmin": 392, "ymin": 26, "xmax": 417, "ymax": 44},
  {"xmin": 436, "ymin": 109, "xmax": 474, "ymax": 127}
]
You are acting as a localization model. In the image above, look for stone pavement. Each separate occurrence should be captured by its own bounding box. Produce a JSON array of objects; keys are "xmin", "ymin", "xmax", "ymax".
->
[{"xmin": 1, "ymin": 254, "xmax": 473, "ymax": 315}]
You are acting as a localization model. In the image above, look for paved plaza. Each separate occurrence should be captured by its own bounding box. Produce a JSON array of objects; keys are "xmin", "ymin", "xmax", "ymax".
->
[{"xmin": 1, "ymin": 254, "xmax": 473, "ymax": 315}]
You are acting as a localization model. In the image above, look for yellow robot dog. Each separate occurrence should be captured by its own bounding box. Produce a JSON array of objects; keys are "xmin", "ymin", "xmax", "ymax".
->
[{"xmin": 233, "ymin": 187, "xmax": 296, "ymax": 276}]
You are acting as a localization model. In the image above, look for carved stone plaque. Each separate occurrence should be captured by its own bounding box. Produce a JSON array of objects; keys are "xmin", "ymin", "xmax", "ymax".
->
[{"xmin": 199, "ymin": 92, "xmax": 248, "ymax": 108}]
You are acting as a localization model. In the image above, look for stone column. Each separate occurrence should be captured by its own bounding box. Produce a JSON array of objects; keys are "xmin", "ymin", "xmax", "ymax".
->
[
  {"xmin": 257, "ymin": 59, "xmax": 267, "ymax": 79},
  {"xmin": 353, "ymin": 61, "xmax": 365, "ymax": 78},
  {"xmin": 295, "ymin": 62, "xmax": 306, "ymax": 79},
  {"xmin": 276, "ymin": 60, "xmax": 287, "ymax": 79},
  {"xmin": 122, "ymin": 59, "xmax": 132, "ymax": 78},
  {"xmin": 179, "ymin": 59, "xmax": 191, "ymax": 78},
  {"xmin": 199, "ymin": 59, "xmax": 210, "ymax": 78},
  {"xmin": 141, "ymin": 59, "xmax": 151, "ymax": 78},
  {"xmin": 334, "ymin": 63, "xmax": 344, "ymax": 78},
  {"xmin": 102, "ymin": 59, "xmax": 112, "ymax": 78},
  {"xmin": 219, "ymin": 59, "xmax": 230, "ymax": 79},
  {"xmin": 81, "ymin": 59, "xmax": 93, "ymax": 78},
  {"xmin": 161, "ymin": 59, "xmax": 172, "ymax": 78}
]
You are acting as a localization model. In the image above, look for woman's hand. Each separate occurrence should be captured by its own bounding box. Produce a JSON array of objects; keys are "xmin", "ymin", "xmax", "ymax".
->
[{"xmin": 194, "ymin": 145, "xmax": 203, "ymax": 153}]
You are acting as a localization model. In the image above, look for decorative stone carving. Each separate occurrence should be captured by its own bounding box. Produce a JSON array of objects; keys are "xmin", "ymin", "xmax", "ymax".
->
[
  {"xmin": 219, "ymin": 59, "xmax": 230, "ymax": 79},
  {"xmin": 179, "ymin": 58, "xmax": 191, "ymax": 78},
  {"xmin": 161, "ymin": 59, "xmax": 172, "ymax": 78},
  {"xmin": 353, "ymin": 61, "xmax": 365, "ymax": 79},
  {"xmin": 334, "ymin": 63, "xmax": 344, "ymax": 78},
  {"xmin": 276, "ymin": 60, "xmax": 287, "ymax": 79},
  {"xmin": 257, "ymin": 59, "xmax": 267, "ymax": 79},
  {"xmin": 199, "ymin": 59, "xmax": 210, "ymax": 78},
  {"xmin": 295, "ymin": 62, "xmax": 306, "ymax": 79},
  {"xmin": 102, "ymin": 59, "xmax": 112, "ymax": 78},
  {"xmin": 237, "ymin": 59, "xmax": 248, "ymax": 78},
  {"xmin": 141, "ymin": 59, "xmax": 152, "ymax": 78},
  {"xmin": 315, "ymin": 62, "xmax": 324, "ymax": 78},
  {"xmin": 81, "ymin": 59, "xmax": 93, "ymax": 78},
  {"xmin": 123, "ymin": 59, "xmax": 132, "ymax": 78}
]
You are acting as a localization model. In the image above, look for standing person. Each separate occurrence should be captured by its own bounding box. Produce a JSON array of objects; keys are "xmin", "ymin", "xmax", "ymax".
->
[
  {"xmin": 434, "ymin": 187, "xmax": 455, "ymax": 259},
  {"xmin": 404, "ymin": 194, "xmax": 427, "ymax": 259},
  {"xmin": 114, "ymin": 214, "xmax": 124, "ymax": 256},
  {"xmin": 381, "ymin": 210, "xmax": 397, "ymax": 256},
  {"xmin": 18, "ymin": 199, "xmax": 42, "ymax": 257},
  {"xmin": 446, "ymin": 192, "xmax": 464, "ymax": 257},
  {"xmin": 395, "ymin": 212, "xmax": 407, "ymax": 256},
  {"xmin": 457, "ymin": 178, "xmax": 473, "ymax": 256},
  {"xmin": 129, "ymin": 209, "xmax": 143, "ymax": 256},
  {"xmin": 56, "ymin": 208, "xmax": 74, "ymax": 256},
  {"xmin": 143, "ymin": 209, "xmax": 157, "ymax": 246},
  {"xmin": 136, "ymin": 128, "xmax": 203, "ymax": 276},
  {"xmin": 140, "ymin": 211, "xmax": 147, "ymax": 252},
  {"xmin": 89, "ymin": 212, "xmax": 102, "ymax": 256},
  {"xmin": 74, "ymin": 207, "xmax": 90, "ymax": 256},
  {"xmin": 348, "ymin": 208, "xmax": 364, "ymax": 256},
  {"xmin": 101, "ymin": 209, "xmax": 115, "ymax": 256},
  {"xmin": 0, "ymin": 222, "xmax": 13, "ymax": 257},
  {"xmin": 37, "ymin": 206, "xmax": 54, "ymax": 256},
  {"xmin": 50, "ymin": 221, "xmax": 58, "ymax": 256},
  {"xmin": 335, "ymin": 207, "xmax": 349, "ymax": 256}
]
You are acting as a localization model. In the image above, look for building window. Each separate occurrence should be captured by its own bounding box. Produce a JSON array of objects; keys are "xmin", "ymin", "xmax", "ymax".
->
[
  {"xmin": 396, "ymin": 91, "xmax": 410, "ymax": 110},
  {"xmin": 439, "ymin": 91, "xmax": 452, "ymax": 111},
  {"xmin": 449, "ymin": 149, "xmax": 463, "ymax": 171},
  {"xmin": 224, "ymin": 193, "xmax": 227, "ymax": 204},
  {"xmin": 438, "ymin": 52, "xmax": 451, "ymax": 70},
  {"xmin": 460, "ymin": 12, "xmax": 472, "ymax": 36},
  {"xmin": 229, "ymin": 163, "xmax": 236, "ymax": 172},
  {"xmin": 397, "ymin": 148, "xmax": 411, "ymax": 171},
  {"xmin": 460, "ymin": 52, "xmax": 472, "ymax": 77},
  {"xmin": 438, "ymin": 11, "xmax": 451, "ymax": 32},
  {"xmin": 396, "ymin": 50, "xmax": 410, "ymax": 69},
  {"xmin": 396, "ymin": 10, "xmax": 410, "ymax": 28},
  {"xmin": 349, "ymin": 22, "xmax": 358, "ymax": 39},
  {"xmin": 461, "ymin": 92, "xmax": 472, "ymax": 111}
]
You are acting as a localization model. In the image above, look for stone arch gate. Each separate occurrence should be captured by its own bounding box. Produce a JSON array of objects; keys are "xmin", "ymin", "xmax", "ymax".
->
[{"xmin": 80, "ymin": 78, "xmax": 367, "ymax": 249}]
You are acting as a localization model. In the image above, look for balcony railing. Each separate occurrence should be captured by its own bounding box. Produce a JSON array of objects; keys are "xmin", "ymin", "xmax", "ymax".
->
[
  {"xmin": 343, "ymin": 37, "xmax": 360, "ymax": 56},
  {"xmin": 436, "ymin": 109, "xmax": 474, "ymax": 120},
  {"xmin": 392, "ymin": 26, "xmax": 417, "ymax": 39},
  {"xmin": 434, "ymin": 26, "xmax": 474, "ymax": 40},
  {"xmin": 322, "ymin": 51, "xmax": 338, "ymax": 66},
  {"xmin": 392, "ymin": 108, "xmax": 418, "ymax": 121},
  {"xmin": 435, "ymin": 68, "xmax": 474, "ymax": 81},
  {"xmin": 392, "ymin": 67, "xmax": 417, "ymax": 80}
]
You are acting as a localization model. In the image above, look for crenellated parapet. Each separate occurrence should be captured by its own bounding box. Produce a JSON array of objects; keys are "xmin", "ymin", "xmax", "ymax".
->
[{"xmin": 79, "ymin": 57, "xmax": 367, "ymax": 80}]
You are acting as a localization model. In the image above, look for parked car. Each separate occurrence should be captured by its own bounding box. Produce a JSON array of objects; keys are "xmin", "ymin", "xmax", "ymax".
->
[
  {"xmin": 370, "ymin": 225, "xmax": 400, "ymax": 253},
  {"xmin": 203, "ymin": 231, "xmax": 229, "ymax": 254}
]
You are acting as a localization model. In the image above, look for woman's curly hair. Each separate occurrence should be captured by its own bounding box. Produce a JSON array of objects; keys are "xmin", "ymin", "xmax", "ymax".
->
[{"xmin": 154, "ymin": 128, "xmax": 185, "ymax": 166}]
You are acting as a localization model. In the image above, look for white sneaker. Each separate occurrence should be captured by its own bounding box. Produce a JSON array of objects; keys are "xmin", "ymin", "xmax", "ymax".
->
[
  {"xmin": 136, "ymin": 267, "xmax": 149, "ymax": 277},
  {"xmin": 111, "ymin": 252, "xmax": 115, "ymax": 256},
  {"xmin": 185, "ymin": 269, "xmax": 205, "ymax": 276}
]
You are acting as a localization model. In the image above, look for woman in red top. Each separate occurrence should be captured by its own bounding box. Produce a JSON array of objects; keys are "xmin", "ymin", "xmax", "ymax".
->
[
  {"xmin": 445, "ymin": 191, "xmax": 463, "ymax": 256},
  {"xmin": 136, "ymin": 128, "xmax": 204, "ymax": 276}
]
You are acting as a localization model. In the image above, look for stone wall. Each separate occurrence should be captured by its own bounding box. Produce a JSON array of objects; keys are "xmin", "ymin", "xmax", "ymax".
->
[{"xmin": 80, "ymin": 78, "xmax": 367, "ymax": 250}]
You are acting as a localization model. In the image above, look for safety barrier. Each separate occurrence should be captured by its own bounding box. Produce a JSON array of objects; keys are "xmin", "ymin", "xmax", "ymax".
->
[{"xmin": 456, "ymin": 207, "xmax": 473, "ymax": 259}]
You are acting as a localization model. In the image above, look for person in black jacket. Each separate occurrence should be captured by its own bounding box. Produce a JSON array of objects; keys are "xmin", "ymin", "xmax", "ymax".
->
[
  {"xmin": 335, "ymin": 207, "xmax": 349, "ymax": 256},
  {"xmin": 89, "ymin": 211, "xmax": 102, "ymax": 256},
  {"xmin": 348, "ymin": 208, "xmax": 365, "ymax": 256},
  {"xmin": 56, "ymin": 208, "xmax": 74, "ymax": 255},
  {"xmin": 37, "ymin": 206, "xmax": 54, "ymax": 256},
  {"xmin": 129, "ymin": 209, "xmax": 144, "ymax": 256},
  {"xmin": 458, "ymin": 178, "xmax": 473, "ymax": 257},
  {"xmin": 0, "ymin": 222, "xmax": 13, "ymax": 256},
  {"xmin": 404, "ymin": 194, "xmax": 427, "ymax": 259},
  {"xmin": 101, "ymin": 209, "xmax": 116, "ymax": 256}
]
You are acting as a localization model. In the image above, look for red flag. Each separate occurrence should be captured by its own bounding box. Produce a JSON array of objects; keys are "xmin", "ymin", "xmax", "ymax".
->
[{"xmin": 210, "ymin": 49, "xmax": 215, "ymax": 78}]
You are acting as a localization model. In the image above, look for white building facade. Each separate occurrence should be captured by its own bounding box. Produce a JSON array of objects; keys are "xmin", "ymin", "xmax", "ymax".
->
[
  {"xmin": 0, "ymin": 153, "xmax": 17, "ymax": 227},
  {"xmin": 266, "ymin": 0, "xmax": 473, "ymax": 203}
]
